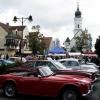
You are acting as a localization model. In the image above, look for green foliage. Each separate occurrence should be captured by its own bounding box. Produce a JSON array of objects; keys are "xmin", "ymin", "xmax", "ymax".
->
[
  {"xmin": 95, "ymin": 36, "xmax": 100, "ymax": 57},
  {"xmin": 28, "ymin": 32, "xmax": 46, "ymax": 55},
  {"xmin": 75, "ymin": 33, "xmax": 88, "ymax": 52},
  {"xmin": 70, "ymin": 47, "xmax": 77, "ymax": 52}
]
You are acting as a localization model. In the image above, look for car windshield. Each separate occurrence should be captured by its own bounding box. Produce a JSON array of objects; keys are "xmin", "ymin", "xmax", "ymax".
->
[
  {"xmin": 52, "ymin": 60, "xmax": 67, "ymax": 70},
  {"xmin": 39, "ymin": 67, "xmax": 54, "ymax": 77},
  {"xmin": 65, "ymin": 61, "xmax": 79, "ymax": 66}
]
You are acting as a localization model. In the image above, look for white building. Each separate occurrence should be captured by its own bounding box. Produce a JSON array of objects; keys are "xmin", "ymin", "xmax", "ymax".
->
[{"xmin": 64, "ymin": 3, "xmax": 92, "ymax": 52}]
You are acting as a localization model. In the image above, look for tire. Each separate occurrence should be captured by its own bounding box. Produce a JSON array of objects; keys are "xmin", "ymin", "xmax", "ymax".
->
[
  {"xmin": 62, "ymin": 89, "xmax": 78, "ymax": 100},
  {"xmin": 3, "ymin": 83, "xmax": 16, "ymax": 98}
]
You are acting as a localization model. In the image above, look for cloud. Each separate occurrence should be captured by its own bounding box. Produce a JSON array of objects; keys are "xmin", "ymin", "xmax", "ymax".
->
[{"xmin": 0, "ymin": 0, "xmax": 100, "ymax": 48}]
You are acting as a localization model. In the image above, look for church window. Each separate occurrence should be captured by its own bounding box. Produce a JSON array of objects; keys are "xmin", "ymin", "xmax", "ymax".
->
[{"xmin": 78, "ymin": 24, "xmax": 79, "ymax": 28}]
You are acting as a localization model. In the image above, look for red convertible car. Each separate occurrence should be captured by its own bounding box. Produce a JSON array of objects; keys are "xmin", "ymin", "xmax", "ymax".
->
[{"xmin": 0, "ymin": 66, "xmax": 93, "ymax": 100}]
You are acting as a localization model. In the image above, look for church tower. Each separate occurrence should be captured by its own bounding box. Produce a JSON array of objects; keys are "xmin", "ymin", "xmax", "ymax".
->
[{"xmin": 74, "ymin": 2, "xmax": 82, "ymax": 34}]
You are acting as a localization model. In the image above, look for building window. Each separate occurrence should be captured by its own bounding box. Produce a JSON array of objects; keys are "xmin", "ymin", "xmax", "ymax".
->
[{"xmin": 78, "ymin": 24, "xmax": 79, "ymax": 28}]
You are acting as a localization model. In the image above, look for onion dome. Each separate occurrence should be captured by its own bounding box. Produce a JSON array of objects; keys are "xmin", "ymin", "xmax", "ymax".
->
[{"xmin": 75, "ymin": 3, "xmax": 81, "ymax": 18}]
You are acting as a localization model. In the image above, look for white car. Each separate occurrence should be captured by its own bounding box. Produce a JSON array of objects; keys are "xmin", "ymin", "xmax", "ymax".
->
[
  {"xmin": 80, "ymin": 63, "xmax": 100, "ymax": 77},
  {"xmin": 80, "ymin": 64, "xmax": 98, "ymax": 73},
  {"xmin": 82, "ymin": 62, "xmax": 100, "ymax": 69},
  {"xmin": 58, "ymin": 58, "xmax": 99, "ymax": 78},
  {"xmin": 58, "ymin": 58, "xmax": 81, "ymax": 70}
]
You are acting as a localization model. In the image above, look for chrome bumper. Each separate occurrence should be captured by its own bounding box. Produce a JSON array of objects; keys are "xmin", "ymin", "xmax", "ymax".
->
[{"xmin": 82, "ymin": 85, "xmax": 94, "ymax": 96}]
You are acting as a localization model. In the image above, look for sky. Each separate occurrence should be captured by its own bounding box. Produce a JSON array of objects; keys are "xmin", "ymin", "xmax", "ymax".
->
[{"xmin": 0, "ymin": 0, "xmax": 100, "ymax": 50}]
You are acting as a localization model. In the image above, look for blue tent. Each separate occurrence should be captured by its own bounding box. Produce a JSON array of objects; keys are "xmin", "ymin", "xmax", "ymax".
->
[{"xmin": 48, "ymin": 47, "xmax": 66, "ymax": 54}]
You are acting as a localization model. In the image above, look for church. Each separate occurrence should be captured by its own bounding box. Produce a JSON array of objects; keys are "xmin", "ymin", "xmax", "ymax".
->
[{"xmin": 64, "ymin": 3, "xmax": 92, "ymax": 52}]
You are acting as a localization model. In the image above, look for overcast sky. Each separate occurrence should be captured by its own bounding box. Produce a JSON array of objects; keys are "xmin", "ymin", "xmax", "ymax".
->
[{"xmin": 0, "ymin": 0, "xmax": 100, "ymax": 49}]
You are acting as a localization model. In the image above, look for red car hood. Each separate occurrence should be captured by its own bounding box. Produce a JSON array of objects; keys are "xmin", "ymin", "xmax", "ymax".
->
[
  {"xmin": 47, "ymin": 74, "xmax": 91, "ymax": 83},
  {"xmin": 58, "ymin": 69, "xmax": 91, "ymax": 74}
]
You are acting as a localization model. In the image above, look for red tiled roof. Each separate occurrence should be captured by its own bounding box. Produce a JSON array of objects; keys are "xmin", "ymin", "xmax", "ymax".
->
[
  {"xmin": 29, "ymin": 32, "xmax": 33, "ymax": 34},
  {"xmin": 0, "ymin": 22, "xmax": 9, "ymax": 32},
  {"xmin": 29, "ymin": 32, "xmax": 52, "ymax": 49},
  {"xmin": 42, "ymin": 37, "xmax": 52, "ymax": 48},
  {"xmin": 9, "ymin": 26, "xmax": 26, "ymax": 31},
  {"xmin": 0, "ymin": 22, "xmax": 26, "ymax": 32}
]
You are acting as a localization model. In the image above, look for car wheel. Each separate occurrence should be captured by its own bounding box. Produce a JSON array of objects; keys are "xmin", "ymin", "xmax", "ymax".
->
[
  {"xmin": 3, "ymin": 83, "xmax": 16, "ymax": 97},
  {"xmin": 62, "ymin": 89, "xmax": 77, "ymax": 100}
]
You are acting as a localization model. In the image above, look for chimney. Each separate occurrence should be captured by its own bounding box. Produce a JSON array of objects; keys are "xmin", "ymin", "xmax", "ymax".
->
[{"xmin": 6, "ymin": 23, "xmax": 9, "ymax": 26}]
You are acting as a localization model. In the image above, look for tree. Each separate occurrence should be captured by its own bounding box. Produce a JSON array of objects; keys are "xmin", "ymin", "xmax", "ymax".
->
[
  {"xmin": 70, "ymin": 47, "xmax": 77, "ymax": 52},
  {"xmin": 75, "ymin": 32, "xmax": 88, "ymax": 52},
  {"xmin": 75, "ymin": 36, "xmax": 83, "ymax": 52},
  {"xmin": 28, "ymin": 31, "xmax": 46, "ymax": 55},
  {"xmin": 95, "ymin": 36, "xmax": 100, "ymax": 57}
]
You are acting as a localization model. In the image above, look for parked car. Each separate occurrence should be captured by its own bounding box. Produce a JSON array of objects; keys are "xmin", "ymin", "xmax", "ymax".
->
[
  {"xmin": 81, "ymin": 62, "xmax": 100, "ymax": 69},
  {"xmin": 9, "ymin": 57, "xmax": 27, "ymax": 63},
  {"xmin": 0, "ymin": 59, "xmax": 15, "ymax": 65},
  {"xmin": 80, "ymin": 64, "xmax": 100, "ymax": 77},
  {"xmin": 58, "ymin": 58, "xmax": 81, "ymax": 69},
  {"xmin": 0, "ymin": 66, "xmax": 93, "ymax": 100},
  {"xmin": 20, "ymin": 60, "xmax": 94, "ymax": 81},
  {"xmin": 58, "ymin": 58, "xmax": 99, "ymax": 81},
  {"xmin": 1, "ymin": 59, "xmax": 95, "ymax": 81},
  {"xmin": 0, "ymin": 59, "xmax": 15, "ymax": 74}
]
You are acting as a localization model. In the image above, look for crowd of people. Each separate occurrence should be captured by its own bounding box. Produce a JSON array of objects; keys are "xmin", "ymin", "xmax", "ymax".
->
[
  {"xmin": 0, "ymin": 53, "xmax": 100, "ymax": 67},
  {"xmin": 0, "ymin": 54, "xmax": 9, "ymax": 60}
]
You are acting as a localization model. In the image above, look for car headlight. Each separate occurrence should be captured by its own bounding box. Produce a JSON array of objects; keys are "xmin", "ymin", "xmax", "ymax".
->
[{"xmin": 80, "ymin": 79, "xmax": 89, "ymax": 83}]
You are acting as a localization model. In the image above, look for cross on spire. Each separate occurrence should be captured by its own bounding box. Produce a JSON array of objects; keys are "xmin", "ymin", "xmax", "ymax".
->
[{"xmin": 77, "ymin": 0, "xmax": 79, "ymax": 10}]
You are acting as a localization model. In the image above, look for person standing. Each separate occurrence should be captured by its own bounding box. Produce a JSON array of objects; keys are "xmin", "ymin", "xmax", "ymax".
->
[{"xmin": 6, "ymin": 54, "xmax": 9, "ymax": 60}]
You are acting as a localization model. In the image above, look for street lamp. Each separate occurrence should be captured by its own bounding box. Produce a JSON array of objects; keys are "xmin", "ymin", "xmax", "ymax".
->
[
  {"xmin": 13, "ymin": 15, "xmax": 33, "ymax": 25},
  {"xmin": 13, "ymin": 15, "xmax": 33, "ymax": 61}
]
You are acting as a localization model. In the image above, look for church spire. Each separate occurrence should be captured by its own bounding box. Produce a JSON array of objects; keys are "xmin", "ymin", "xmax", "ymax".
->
[
  {"xmin": 77, "ymin": 1, "xmax": 79, "ymax": 11},
  {"xmin": 75, "ymin": 1, "xmax": 81, "ymax": 18},
  {"xmin": 74, "ymin": 1, "xmax": 82, "ymax": 31}
]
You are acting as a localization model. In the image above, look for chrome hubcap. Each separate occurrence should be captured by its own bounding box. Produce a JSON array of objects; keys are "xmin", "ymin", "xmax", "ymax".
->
[
  {"xmin": 5, "ymin": 85, "xmax": 15, "ymax": 97},
  {"xmin": 63, "ymin": 90, "xmax": 76, "ymax": 100}
]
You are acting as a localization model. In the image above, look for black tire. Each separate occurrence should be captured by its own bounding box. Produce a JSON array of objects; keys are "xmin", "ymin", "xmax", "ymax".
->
[
  {"xmin": 62, "ymin": 89, "xmax": 78, "ymax": 100},
  {"xmin": 3, "ymin": 83, "xmax": 16, "ymax": 98}
]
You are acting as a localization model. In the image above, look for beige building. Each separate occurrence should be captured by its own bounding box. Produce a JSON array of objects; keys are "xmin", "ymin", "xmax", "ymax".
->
[{"xmin": 0, "ymin": 22, "xmax": 29, "ymax": 56}]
